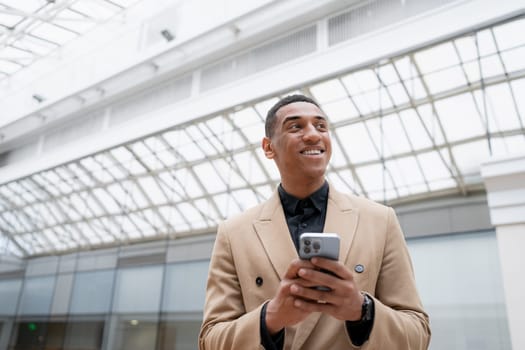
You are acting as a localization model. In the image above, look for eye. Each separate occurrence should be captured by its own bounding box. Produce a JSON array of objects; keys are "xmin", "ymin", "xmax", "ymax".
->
[
  {"xmin": 316, "ymin": 122, "xmax": 328, "ymax": 131},
  {"xmin": 288, "ymin": 123, "xmax": 301, "ymax": 131}
]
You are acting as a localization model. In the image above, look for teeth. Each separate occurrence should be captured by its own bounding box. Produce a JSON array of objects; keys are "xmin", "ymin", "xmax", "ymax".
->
[{"xmin": 303, "ymin": 149, "xmax": 322, "ymax": 155}]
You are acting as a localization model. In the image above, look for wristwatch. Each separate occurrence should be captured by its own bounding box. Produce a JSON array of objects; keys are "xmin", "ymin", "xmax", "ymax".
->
[
  {"xmin": 348, "ymin": 292, "xmax": 373, "ymax": 324},
  {"xmin": 360, "ymin": 293, "xmax": 373, "ymax": 322}
]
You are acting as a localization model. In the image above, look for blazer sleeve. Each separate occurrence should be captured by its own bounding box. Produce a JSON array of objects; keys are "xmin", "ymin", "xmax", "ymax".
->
[
  {"xmin": 357, "ymin": 207, "xmax": 431, "ymax": 349},
  {"xmin": 199, "ymin": 221, "xmax": 265, "ymax": 350}
]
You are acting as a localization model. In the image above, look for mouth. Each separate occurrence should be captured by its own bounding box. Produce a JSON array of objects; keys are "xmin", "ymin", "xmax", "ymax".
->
[{"xmin": 301, "ymin": 149, "xmax": 324, "ymax": 156}]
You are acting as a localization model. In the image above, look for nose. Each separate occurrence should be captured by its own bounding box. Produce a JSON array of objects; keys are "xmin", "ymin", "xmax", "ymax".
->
[{"xmin": 302, "ymin": 123, "xmax": 321, "ymax": 143}]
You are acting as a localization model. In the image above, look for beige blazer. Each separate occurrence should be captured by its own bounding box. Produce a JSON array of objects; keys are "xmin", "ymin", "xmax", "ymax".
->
[{"xmin": 199, "ymin": 186, "xmax": 430, "ymax": 350}]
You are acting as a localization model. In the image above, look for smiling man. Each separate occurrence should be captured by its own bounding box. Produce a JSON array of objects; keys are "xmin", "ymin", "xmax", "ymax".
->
[
  {"xmin": 199, "ymin": 94, "xmax": 430, "ymax": 350},
  {"xmin": 263, "ymin": 99, "xmax": 331, "ymax": 199}
]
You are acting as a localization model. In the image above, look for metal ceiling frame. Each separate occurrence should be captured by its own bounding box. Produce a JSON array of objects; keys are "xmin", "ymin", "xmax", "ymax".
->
[
  {"xmin": 1, "ymin": 14, "xmax": 524, "ymax": 257},
  {"xmin": 0, "ymin": 0, "xmax": 129, "ymax": 78}
]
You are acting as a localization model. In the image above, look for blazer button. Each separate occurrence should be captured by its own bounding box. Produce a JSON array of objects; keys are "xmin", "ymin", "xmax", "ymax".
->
[
  {"xmin": 354, "ymin": 264, "xmax": 365, "ymax": 273},
  {"xmin": 255, "ymin": 276, "xmax": 263, "ymax": 286}
]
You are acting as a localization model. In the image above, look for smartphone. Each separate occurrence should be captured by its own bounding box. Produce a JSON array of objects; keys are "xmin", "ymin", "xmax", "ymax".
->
[
  {"xmin": 299, "ymin": 232, "xmax": 340, "ymax": 260},
  {"xmin": 298, "ymin": 233, "xmax": 340, "ymax": 292}
]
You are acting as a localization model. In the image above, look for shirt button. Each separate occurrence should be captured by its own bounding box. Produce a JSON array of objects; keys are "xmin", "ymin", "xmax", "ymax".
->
[
  {"xmin": 354, "ymin": 264, "xmax": 365, "ymax": 273},
  {"xmin": 255, "ymin": 276, "xmax": 263, "ymax": 286}
]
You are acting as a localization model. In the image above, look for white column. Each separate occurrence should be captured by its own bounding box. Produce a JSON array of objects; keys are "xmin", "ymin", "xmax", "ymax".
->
[{"xmin": 481, "ymin": 153, "xmax": 525, "ymax": 350}]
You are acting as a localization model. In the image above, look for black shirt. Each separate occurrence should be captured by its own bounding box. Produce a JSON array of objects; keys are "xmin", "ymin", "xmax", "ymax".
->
[
  {"xmin": 278, "ymin": 181, "xmax": 329, "ymax": 250},
  {"xmin": 260, "ymin": 182, "xmax": 374, "ymax": 349}
]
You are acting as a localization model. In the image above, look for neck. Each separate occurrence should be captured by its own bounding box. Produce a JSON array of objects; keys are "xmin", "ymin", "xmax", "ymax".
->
[{"xmin": 280, "ymin": 178, "xmax": 325, "ymax": 199}]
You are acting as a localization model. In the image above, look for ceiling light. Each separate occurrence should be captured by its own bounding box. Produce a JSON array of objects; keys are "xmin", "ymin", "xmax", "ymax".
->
[
  {"xmin": 32, "ymin": 94, "xmax": 45, "ymax": 103},
  {"xmin": 160, "ymin": 29, "xmax": 175, "ymax": 42}
]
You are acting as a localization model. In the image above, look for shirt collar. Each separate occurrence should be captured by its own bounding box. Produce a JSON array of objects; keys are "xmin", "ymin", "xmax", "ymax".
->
[{"xmin": 278, "ymin": 181, "xmax": 329, "ymax": 216}]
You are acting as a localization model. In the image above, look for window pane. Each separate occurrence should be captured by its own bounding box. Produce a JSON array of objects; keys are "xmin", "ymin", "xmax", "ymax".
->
[
  {"xmin": 335, "ymin": 123, "xmax": 378, "ymax": 163},
  {"xmin": 18, "ymin": 276, "xmax": 55, "ymax": 315},
  {"xmin": 113, "ymin": 265, "xmax": 163, "ymax": 313},
  {"xmin": 408, "ymin": 232, "xmax": 511, "ymax": 350},
  {"xmin": 70, "ymin": 270, "xmax": 115, "ymax": 314},
  {"xmin": 0, "ymin": 279, "xmax": 22, "ymax": 315},
  {"xmin": 64, "ymin": 319, "xmax": 105, "ymax": 350},
  {"xmin": 162, "ymin": 260, "xmax": 209, "ymax": 312},
  {"xmin": 158, "ymin": 319, "xmax": 201, "ymax": 350},
  {"xmin": 110, "ymin": 317, "xmax": 159, "ymax": 350}
]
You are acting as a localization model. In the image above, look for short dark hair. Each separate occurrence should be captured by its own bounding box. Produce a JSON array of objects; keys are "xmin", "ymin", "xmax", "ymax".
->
[{"xmin": 265, "ymin": 94, "xmax": 320, "ymax": 138}]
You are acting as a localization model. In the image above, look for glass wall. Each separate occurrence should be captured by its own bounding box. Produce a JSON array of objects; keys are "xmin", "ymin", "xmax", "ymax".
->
[
  {"xmin": 7, "ymin": 318, "xmax": 105, "ymax": 350},
  {"xmin": 113, "ymin": 265, "xmax": 164, "ymax": 313},
  {"xmin": 0, "ymin": 257, "xmax": 208, "ymax": 350},
  {"xmin": 408, "ymin": 231, "xmax": 511, "ymax": 350},
  {"xmin": 70, "ymin": 270, "xmax": 115, "ymax": 314},
  {"xmin": 162, "ymin": 261, "xmax": 209, "ymax": 312},
  {"xmin": 0, "ymin": 279, "xmax": 21, "ymax": 315},
  {"xmin": 0, "ymin": 232, "xmax": 511, "ymax": 349},
  {"xmin": 18, "ymin": 276, "xmax": 56, "ymax": 315}
]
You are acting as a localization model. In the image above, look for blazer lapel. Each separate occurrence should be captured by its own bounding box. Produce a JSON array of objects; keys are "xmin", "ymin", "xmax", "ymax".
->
[
  {"xmin": 253, "ymin": 190, "xmax": 298, "ymax": 279},
  {"xmin": 324, "ymin": 188, "xmax": 359, "ymax": 265},
  {"xmin": 292, "ymin": 187, "xmax": 359, "ymax": 350}
]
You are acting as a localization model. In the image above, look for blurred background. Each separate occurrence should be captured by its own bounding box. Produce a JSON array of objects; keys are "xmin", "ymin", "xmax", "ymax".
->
[{"xmin": 0, "ymin": 0, "xmax": 524, "ymax": 349}]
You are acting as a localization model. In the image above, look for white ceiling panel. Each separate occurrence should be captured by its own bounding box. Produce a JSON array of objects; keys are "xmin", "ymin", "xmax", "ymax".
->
[{"xmin": 0, "ymin": 0, "xmax": 139, "ymax": 78}]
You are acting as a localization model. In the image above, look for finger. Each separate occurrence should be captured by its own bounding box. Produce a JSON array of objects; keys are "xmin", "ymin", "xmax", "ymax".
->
[
  {"xmin": 290, "ymin": 283, "xmax": 334, "ymax": 304},
  {"xmin": 310, "ymin": 257, "xmax": 352, "ymax": 280},
  {"xmin": 297, "ymin": 267, "xmax": 339, "ymax": 288},
  {"xmin": 283, "ymin": 259, "xmax": 315, "ymax": 280},
  {"xmin": 293, "ymin": 297, "xmax": 337, "ymax": 313}
]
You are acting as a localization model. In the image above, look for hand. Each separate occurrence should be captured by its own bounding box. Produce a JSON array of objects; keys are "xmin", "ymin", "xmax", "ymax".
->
[
  {"xmin": 289, "ymin": 257, "xmax": 364, "ymax": 321},
  {"xmin": 265, "ymin": 259, "xmax": 317, "ymax": 334}
]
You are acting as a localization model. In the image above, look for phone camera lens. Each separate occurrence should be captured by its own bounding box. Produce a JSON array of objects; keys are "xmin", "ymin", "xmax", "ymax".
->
[
  {"xmin": 304, "ymin": 239, "xmax": 311, "ymax": 246},
  {"xmin": 313, "ymin": 241, "xmax": 321, "ymax": 250},
  {"xmin": 304, "ymin": 247, "xmax": 311, "ymax": 254}
]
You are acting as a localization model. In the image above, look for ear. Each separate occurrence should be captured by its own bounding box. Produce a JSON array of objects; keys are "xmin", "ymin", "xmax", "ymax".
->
[{"xmin": 262, "ymin": 137, "xmax": 274, "ymax": 159}]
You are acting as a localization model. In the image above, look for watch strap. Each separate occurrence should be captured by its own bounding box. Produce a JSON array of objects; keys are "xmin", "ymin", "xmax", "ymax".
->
[{"xmin": 347, "ymin": 292, "xmax": 374, "ymax": 324}]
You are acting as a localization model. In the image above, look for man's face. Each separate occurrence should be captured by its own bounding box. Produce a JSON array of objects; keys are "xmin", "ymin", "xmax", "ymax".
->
[{"xmin": 263, "ymin": 101, "xmax": 332, "ymax": 186}]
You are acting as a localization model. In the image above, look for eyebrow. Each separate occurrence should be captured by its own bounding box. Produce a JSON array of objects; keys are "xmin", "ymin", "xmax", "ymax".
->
[{"xmin": 281, "ymin": 115, "xmax": 326, "ymax": 125}]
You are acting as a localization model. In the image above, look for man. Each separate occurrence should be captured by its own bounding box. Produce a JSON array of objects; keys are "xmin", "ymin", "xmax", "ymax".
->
[{"xmin": 199, "ymin": 94, "xmax": 430, "ymax": 349}]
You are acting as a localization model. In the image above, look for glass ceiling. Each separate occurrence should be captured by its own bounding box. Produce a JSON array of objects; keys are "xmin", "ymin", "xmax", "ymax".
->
[
  {"xmin": 1, "ymin": 15, "xmax": 524, "ymax": 257},
  {"xmin": 0, "ymin": 0, "xmax": 140, "ymax": 80}
]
